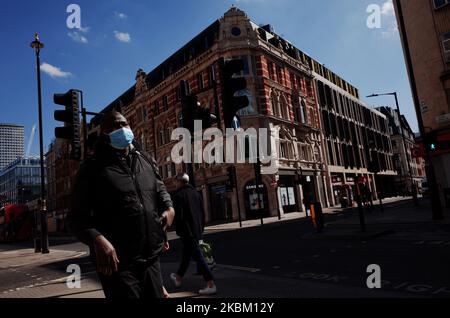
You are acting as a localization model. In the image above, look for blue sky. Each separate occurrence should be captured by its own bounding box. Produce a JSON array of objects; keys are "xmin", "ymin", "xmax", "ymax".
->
[{"xmin": 0, "ymin": 0, "xmax": 416, "ymax": 156}]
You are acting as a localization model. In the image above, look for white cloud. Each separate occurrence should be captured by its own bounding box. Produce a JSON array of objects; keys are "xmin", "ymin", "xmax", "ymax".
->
[
  {"xmin": 40, "ymin": 63, "xmax": 72, "ymax": 78},
  {"xmin": 79, "ymin": 26, "xmax": 90, "ymax": 33},
  {"xmin": 381, "ymin": 0, "xmax": 394, "ymax": 16},
  {"xmin": 381, "ymin": 23, "xmax": 399, "ymax": 39},
  {"xmin": 380, "ymin": 0, "xmax": 398, "ymax": 39},
  {"xmin": 115, "ymin": 11, "xmax": 127, "ymax": 19},
  {"xmin": 68, "ymin": 31, "xmax": 88, "ymax": 44},
  {"xmin": 114, "ymin": 31, "xmax": 131, "ymax": 43}
]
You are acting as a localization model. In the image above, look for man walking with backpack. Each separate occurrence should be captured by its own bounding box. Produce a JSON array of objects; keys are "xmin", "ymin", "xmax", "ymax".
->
[{"xmin": 170, "ymin": 173, "xmax": 217, "ymax": 295}]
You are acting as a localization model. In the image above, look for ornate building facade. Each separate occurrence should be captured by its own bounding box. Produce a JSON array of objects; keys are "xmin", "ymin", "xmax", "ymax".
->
[{"xmin": 90, "ymin": 7, "xmax": 397, "ymax": 222}]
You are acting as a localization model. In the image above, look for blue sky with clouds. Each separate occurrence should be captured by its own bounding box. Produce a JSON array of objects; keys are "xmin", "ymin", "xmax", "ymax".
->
[{"xmin": 0, "ymin": 0, "xmax": 416, "ymax": 156}]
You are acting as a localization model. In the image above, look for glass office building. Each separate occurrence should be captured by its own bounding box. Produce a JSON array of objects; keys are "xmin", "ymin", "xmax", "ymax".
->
[
  {"xmin": 0, "ymin": 157, "xmax": 44, "ymax": 206},
  {"xmin": 0, "ymin": 124, "xmax": 24, "ymax": 171}
]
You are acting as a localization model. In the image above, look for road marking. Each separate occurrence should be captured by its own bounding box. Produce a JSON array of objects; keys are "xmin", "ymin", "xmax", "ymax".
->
[
  {"xmin": 412, "ymin": 240, "xmax": 450, "ymax": 246},
  {"xmin": 217, "ymin": 264, "xmax": 261, "ymax": 273}
]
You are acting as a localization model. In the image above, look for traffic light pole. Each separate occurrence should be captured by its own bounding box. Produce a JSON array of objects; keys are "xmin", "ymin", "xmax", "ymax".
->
[
  {"xmin": 375, "ymin": 172, "xmax": 384, "ymax": 212},
  {"xmin": 229, "ymin": 166, "xmax": 243, "ymax": 228},
  {"xmin": 354, "ymin": 176, "xmax": 366, "ymax": 232},
  {"xmin": 254, "ymin": 147, "xmax": 264, "ymax": 226},
  {"xmin": 212, "ymin": 79, "xmax": 222, "ymax": 132}
]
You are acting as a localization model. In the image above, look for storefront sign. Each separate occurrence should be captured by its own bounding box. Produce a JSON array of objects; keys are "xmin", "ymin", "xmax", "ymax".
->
[{"xmin": 245, "ymin": 184, "xmax": 265, "ymax": 190}]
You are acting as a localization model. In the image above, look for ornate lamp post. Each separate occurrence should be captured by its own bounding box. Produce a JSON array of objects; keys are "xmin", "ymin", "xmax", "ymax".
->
[{"xmin": 30, "ymin": 33, "xmax": 49, "ymax": 254}]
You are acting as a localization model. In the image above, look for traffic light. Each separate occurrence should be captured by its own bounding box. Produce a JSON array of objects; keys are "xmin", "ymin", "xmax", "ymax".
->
[
  {"xmin": 180, "ymin": 80, "xmax": 217, "ymax": 134},
  {"xmin": 221, "ymin": 58, "xmax": 249, "ymax": 129},
  {"xmin": 424, "ymin": 131, "xmax": 438, "ymax": 153},
  {"xmin": 53, "ymin": 89, "xmax": 81, "ymax": 161},
  {"xmin": 227, "ymin": 166, "xmax": 237, "ymax": 189}
]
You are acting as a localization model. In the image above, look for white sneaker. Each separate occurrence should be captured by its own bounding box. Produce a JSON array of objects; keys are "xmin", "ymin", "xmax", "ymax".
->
[
  {"xmin": 199, "ymin": 284, "xmax": 217, "ymax": 295},
  {"xmin": 170, "ymin": 273, "xmax": 182, "ymax": 288}
]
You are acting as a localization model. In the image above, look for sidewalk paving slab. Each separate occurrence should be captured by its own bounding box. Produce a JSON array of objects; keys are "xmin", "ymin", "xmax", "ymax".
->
[{"xmin": 0, "ymin": 248, "xmax": 87, "ymax": 269}]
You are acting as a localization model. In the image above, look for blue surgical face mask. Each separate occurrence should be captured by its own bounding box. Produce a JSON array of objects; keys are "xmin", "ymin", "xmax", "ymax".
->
[{"xmin": 109, "ymin": 127, "xmax": 134, "ymax": 150}]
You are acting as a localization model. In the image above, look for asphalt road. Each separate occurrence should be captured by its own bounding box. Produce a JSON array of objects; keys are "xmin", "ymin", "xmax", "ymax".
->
[{"xmin": 1, "ymin": 200, "xmax": 449, "ymax": 297}]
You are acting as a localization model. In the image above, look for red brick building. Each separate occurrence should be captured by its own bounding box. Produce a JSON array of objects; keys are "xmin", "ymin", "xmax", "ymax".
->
[
  {"xmin": 90, "ymin": 8, "xmax": 328, "ymax": 223},
  {"xmin": 45, "ymin": 139, "xmax": 80, "ymax": 232}
]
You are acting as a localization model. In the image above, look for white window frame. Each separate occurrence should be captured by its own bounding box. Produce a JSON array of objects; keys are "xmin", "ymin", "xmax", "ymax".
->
[
  {"xmin": 442, "ymin": 34, "xmax": 450, "ymax": 63},
  {"xmin": 433, "ymin": 0, "xmax": 450, "ymax": 9}
]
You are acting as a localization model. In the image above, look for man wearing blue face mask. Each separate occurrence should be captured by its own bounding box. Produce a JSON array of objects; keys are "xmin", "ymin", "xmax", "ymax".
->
[{"xmin": 67, "ymin": 111, "xmax": 175, "ymax": 298}]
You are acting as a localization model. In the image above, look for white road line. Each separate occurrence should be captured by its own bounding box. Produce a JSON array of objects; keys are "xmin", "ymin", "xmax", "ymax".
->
[{"xmin": 217, "ymin": 264, "xmax": 261, "ymax": 273}]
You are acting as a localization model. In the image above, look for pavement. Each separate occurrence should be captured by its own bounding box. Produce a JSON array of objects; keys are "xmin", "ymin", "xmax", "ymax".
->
[
  {"xmin": 1, "ymin": 195, "xmax": 449, "ymax": 298},
  {"xmin": 304, "ymin": 196, "xmax": 450, "ymax": 241}
]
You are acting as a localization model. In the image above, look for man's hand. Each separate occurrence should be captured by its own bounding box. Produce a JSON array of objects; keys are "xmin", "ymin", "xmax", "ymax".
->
[
  {"xmin": 160, "ymin": 207, "xmax": 175, "ymax": 231},
  {"xmin": 93, "ymin": 235, "xmax": 119, "ymax": 276}
]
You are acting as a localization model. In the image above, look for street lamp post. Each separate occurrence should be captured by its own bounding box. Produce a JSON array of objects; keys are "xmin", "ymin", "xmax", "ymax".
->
[
  {"xmin": 367, "ymin": 92, "xmax": 419, "ymax": 207},
  {"xmin": 30, "ymin": 33, "xmax": 49, "ymax": 254}
]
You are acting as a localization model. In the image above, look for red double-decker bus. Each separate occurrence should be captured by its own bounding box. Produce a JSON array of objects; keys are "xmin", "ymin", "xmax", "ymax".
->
[{"xmin": 0, "ymin": 204, "xmax": 33, "ymax": 242}]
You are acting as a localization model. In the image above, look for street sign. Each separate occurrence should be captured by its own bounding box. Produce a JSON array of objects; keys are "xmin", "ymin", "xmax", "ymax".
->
[{"xmin": 436, "ymin": 113, "xmax": 450, "ymax": 125}]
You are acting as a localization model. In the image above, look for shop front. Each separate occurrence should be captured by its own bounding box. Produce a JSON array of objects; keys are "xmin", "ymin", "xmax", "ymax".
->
[
  {"xmin": 299, "ymin": 171, "xmax": 319, "ymax": 208},
  {"xmin": 331, "ymin": 174, "xmax": 355, "ymax": 208},
  {"xmin": 243, "ymin": 180, "xmax": 270, "ymax": 220},
  {"xmin": 278, "ymin": 175, "xmax": 299, "ymax": 213},
  {"xmin": 209, "ymin": 183, "xmax": 233, "ymax": 222}
]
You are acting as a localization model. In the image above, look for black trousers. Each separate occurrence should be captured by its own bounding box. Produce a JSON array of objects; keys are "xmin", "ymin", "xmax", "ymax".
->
[
  {"xmin": 98, "ymin": 257, "xmax": 164, "ymax": 299},
  {"xmin": 176, "ymin": 237, "xmax": 214, "ymax": 282}
]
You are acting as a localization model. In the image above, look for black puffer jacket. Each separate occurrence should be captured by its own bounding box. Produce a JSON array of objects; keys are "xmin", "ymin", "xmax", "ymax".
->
[
  {"xmin": 173, "ymin": 184, "xmax": 205, "ymax": 240},
  {"xmin": 67, "ymin": 140, "xmax": 173, "ymax": 264}
]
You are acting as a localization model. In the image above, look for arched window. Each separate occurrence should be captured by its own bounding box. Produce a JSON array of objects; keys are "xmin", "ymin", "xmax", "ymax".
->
[
  {"xmin": 165, "ymin": 127, "xmax": 172, "ymax": 144},
  {"xmin": 278, "ymin": 132, "xmax": 293, "ymax": 159},
  {"xmin": 300, "ymin": 99, "xmax": 308, "ymax": 124},
  {"xmin": 158, "ymin": 128, "xmax": 165, "ymax": 146},
  {"xmin": 270, "ymin": 93, "xmax": 280, "ymax": 117},
  {"xmin": 280, "ymin": 95, "xmax": 290, "ymax": 120}
]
